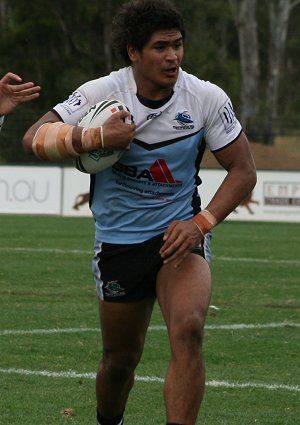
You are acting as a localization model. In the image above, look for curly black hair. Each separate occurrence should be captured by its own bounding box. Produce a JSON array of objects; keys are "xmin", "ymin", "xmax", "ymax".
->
[{"xmin": 112, "ymin": 0, "xmax": 185, "ymax": 65}]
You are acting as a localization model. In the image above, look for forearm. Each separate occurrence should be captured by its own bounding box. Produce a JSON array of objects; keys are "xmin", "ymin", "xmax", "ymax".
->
[
  {"xmin": 198, "ymin": 132, "xmax": 257, "ymax": 226},
  {"xmin": 22, "ymin": 112, "xmax": 102, "ymax": 161},
  {"xmin": 204, "ymin": 165, "xmax": 257, "ymax": 224},
  {"xmin": 31, "ymin": 122, "xmax": 102, "ymax": 161},
  {"xmin": 23, "ymin": 109, "xmax": 135, "ymax": 161}
]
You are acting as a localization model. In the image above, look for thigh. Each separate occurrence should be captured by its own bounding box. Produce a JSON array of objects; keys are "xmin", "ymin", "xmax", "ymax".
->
[
  {"xmin": 99, "ymin": 296, "xmax": 155, "ymax": 358},
  {"xmin": 156, "ymin": 253, "xmax": 212, "ymax": 330}
]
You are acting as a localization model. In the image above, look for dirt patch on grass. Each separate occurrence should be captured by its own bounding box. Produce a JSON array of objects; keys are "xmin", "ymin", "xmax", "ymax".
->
[{"xmin": 202, "ymin": 137, "xmax": 300, "ymax": 170}]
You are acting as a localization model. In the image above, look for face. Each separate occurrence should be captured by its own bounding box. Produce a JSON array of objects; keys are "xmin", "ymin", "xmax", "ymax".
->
[{"xmin": 128, "ymin": 29, "xmax": 184, "ymax": 99}]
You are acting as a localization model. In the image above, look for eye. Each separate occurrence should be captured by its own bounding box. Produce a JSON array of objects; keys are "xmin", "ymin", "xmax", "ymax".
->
[
  {"xmin": 173, "ymin": 41, "xmax": 183, "ymax": 49},
  {"xmin": 154, "ymin": 44, "xmax": 165, "ymax": 51}
]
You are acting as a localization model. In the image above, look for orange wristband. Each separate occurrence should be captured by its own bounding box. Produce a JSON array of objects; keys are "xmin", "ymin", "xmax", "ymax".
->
[{"xmin": 192, "ymin": 209, "xmax": 217, "ymax": 236}]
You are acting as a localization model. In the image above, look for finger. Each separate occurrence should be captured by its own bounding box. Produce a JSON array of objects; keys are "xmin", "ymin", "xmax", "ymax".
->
[
  {"xmin": 160, "ymin": 234, "xmax": 177, "ymax": 256},
  {"xmin": 20, "ymin": 93, "xmax": 41, "ymax": 102},
  {"xmin": 160, "ymin": 233, "xmax": 183, "ymax": 258},
  {"xmin": 162, "ymin": 220, "xmax": 179, "ymax": 242},
  {"xmin": 163, "ymin": 246, "xmax": 189, "ymax": 268},
  {"xmin": 110, "ymin": 110, "xmax": 132, "ymax": 121},
  {"xmin": 1, "ymin": 72, "xmax": 22, "ymax": 84},
  {"xmin": 13, "ymin": 82, "xmax": 40, "ymax": 93}
]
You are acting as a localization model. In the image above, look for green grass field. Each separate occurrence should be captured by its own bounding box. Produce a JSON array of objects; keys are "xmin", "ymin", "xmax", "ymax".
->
[{"xmin": 0, "ymin": 215, "xmax": 299, "ymax": 425}]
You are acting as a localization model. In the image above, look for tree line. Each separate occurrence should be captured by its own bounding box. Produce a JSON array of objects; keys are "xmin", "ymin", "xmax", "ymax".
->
[{"xmin": 1, "ymin": 0, "xmax": 299, "ymax": 164}]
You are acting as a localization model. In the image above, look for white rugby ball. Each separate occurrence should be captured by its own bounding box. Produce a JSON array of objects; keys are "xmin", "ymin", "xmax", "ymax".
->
[{"xmin": 75, "ymin": 99, "xmax": 131, "ymax": 174}]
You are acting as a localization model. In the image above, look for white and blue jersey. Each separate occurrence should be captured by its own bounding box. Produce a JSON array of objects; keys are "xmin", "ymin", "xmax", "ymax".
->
[{"xmin": 53, "ymin": 67, "xmax": 242, "ymax": 244}]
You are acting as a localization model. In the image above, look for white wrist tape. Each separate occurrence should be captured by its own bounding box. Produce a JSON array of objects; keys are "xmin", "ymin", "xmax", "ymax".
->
[
  {"xmin": 81, "ymin": 126, "xmax": 102, "ymax": 151},
  {"xmin": 32, "ymin": 122, "xmax": 79, "ymax": 160}
]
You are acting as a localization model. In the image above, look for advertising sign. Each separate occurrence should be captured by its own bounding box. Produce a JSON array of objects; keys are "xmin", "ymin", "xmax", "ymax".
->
[
  {"xmin": 199, "ymin": 169, "xmax": 300, "ymax": 222},
  {"xmin": 0, "ymin": 166, "xmax": 62, "ymax": 214}
]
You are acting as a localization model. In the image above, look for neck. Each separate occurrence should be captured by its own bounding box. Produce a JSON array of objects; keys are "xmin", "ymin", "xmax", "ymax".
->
[
  {"xmin": 132, "ymin": 68, "xmax": 174, "ymax": 101},
  {"xmin": 137, "ymin": 91, "xmax": 173, "ymax": 108}
]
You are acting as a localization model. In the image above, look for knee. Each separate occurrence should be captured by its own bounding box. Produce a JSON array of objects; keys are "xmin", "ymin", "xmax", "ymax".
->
[
  {"xmin": 101, "ymin": 349, "xmax": 141, "ymax": 382},
  {"xmin": 170, "ymin": 313, "xmax": 205, "ymax": 351}
]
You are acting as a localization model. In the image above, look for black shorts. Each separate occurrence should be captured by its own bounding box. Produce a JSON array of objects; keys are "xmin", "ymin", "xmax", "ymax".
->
[{"xmin": 92, "ymin": 233, "xmax": 210, "ymax": 302}]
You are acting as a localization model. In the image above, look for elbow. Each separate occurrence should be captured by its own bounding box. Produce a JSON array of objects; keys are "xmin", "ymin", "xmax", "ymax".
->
[
  {"xmin": 22, "ymin": 130, "xmax": 34, "ymax": 155},
  {"xmin": 246, "ymin": 162, "xmax": 257, "ymax": 193}
]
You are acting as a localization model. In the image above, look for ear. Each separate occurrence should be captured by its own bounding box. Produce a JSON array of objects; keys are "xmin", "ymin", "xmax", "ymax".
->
[{"xmin": 127, "ymin": 45, "xmax": 140, "ymax": 63}]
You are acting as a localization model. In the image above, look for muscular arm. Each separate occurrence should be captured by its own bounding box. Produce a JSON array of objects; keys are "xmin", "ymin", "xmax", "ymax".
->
[
  {"xmin": 160, "ymin": 132, "xmax": 257, "ymax": 266},
  {"xmin": 205, "ymin": 131, "xmax": 257, "ymax": 222},
  {"xmin": 23, "ymin": 110, "xmax": 136, "ymax": 159}
]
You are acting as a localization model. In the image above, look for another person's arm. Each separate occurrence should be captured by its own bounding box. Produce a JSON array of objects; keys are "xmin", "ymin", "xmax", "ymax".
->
[{"xmin": 0, "ymin": 72, "xmax": 41, "ymax": 116}]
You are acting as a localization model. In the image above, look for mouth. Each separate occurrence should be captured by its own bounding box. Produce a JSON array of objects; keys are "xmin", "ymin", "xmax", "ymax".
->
[{"xmin": 162, "ymin": 66, "xmax": 178, "ymax": 77}]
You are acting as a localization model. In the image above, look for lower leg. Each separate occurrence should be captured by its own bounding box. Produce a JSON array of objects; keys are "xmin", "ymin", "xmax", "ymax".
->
[
  {"xmin": 96, "ymin": 358, "xmax": 134, "ymax": 418},
  {"xmin": 156, "ymin": 255, "xmax": 212, "ymax": 425},
  {"xmin": 96, "ymin": 298, "xmax": 155, "ymax": 422},
  {"xmin": 164, "ymin": 349, "xmax": 205, "ymax": 425}
]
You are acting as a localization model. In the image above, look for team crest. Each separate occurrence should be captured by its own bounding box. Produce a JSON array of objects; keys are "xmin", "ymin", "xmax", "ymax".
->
[
  {"xmin": 173, "ymin": 111, "xmax": 194, "ymax": 130},
  {"xmin": 104, "ymin": 280, "xmax": 126, "ymax": 297}
]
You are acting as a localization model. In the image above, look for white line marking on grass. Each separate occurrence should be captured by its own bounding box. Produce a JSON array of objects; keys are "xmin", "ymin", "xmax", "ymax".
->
[
  {"xmin": 205, "ymin": 322, "xmax": 300, "ymax": 330},
  {"xmin": 214, "ymin": 255, "xmax": 300, "ymax": 266},
  {"xmin": 0, "ymin": 247, "xmax": 91, "ymax": 255},
  {"xmin": 0, "ymin": 368, "xmax": 299, "ymax": 392},
  {"xmin": 1, "ymin": 322, "xmax": 299, "ymax": 337},
  {"xmin": 0, "ymin": 367, "xmax": 96, "ymax": 379},
  {"xmin": 207, "ymin": 380, "xmax": 300, "ymax": 392},
  {"xmin": 0, "ymin": 327, "xmax": 100, "ymax": 336},
  {"xmin": 1, "ymin": 247, "xmax": 300, "ymax": 265}
]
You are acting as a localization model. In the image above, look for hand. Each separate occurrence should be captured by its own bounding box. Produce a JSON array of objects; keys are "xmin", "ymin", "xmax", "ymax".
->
[
  {"xmin": 102, "ymin": 110, "xmax": 136, "ymax": 150},
  {"xmin": 159, "ymin": 219, "xmax": 203, "ymax": 268},
  {"xmin": 0, "ymin": 72, "xmax": 41, "ymax": 116}
]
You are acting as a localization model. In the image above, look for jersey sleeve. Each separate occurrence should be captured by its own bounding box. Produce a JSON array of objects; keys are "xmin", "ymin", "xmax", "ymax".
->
[
  {"xmin": 52, "ymin": 77, "xmax": 110, "ymax": 125},
  {"xmin": 203, "ymin": 83, "xmax": 242, "ymax": 152},
  {"xmin": 52, "ymin": 88, "xmax": 91, "ymax": 125}
]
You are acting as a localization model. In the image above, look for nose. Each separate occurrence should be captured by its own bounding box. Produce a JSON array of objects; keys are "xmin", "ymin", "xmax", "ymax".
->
[{"xmin": 165, "ymin": 47, "xmax": 178, "ymax": 61}]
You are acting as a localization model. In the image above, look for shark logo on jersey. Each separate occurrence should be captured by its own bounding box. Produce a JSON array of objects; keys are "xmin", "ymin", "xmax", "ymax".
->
[{"xmin": 173, "ymin": 111, "xmax": 194, "ymax": 130}]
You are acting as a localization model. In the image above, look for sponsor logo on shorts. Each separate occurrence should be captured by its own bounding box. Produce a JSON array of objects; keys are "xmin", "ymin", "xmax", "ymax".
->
[{"xmin": 104, "ymin": 280, "xmax": 126, "ymax": 297}]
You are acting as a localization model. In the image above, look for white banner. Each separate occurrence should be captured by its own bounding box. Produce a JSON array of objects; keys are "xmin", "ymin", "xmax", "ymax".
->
[
  {"xmin": 0, "ymin": 166, "xmax": 62, "ymax": 214},
  {"xmin": 0, "ymin": 166, "xmax": 299, "ymax": 222},
  {"xmin": 199, "ymin": 169, "xmax": 300, "ymax": 222}
]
